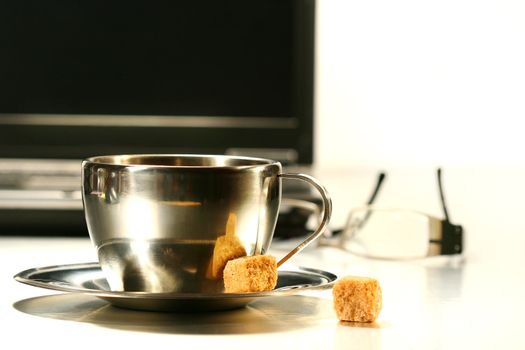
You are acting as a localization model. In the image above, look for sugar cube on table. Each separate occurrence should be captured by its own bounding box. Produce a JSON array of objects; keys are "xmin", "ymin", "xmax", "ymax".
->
[{"xmin": 333, "ymin": 276, "xmax": 382, "ymax": 323}]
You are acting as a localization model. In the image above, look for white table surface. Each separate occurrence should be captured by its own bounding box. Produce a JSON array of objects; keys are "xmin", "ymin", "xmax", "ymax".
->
[{"xmin": 2, "ymin": 165, "xmax": 524, "ymax": 350}]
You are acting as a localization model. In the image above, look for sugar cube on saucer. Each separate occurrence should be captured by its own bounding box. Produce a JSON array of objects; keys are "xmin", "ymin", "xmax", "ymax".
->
[{"xmin": 223, "ymin": 255, "xmax": 278, "ymax": 293}]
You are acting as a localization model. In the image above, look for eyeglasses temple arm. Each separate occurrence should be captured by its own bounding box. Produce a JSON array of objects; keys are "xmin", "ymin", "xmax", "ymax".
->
[
  {"xmin": 367, "ymin": 172, "xmax": 386, "ymax": 205},
  {"xmin": 437, "ymin": 168, "xmax": 451, "ymax": 222},
  {"xmin": 360, "ymin": 172, "xmax": 387, "ymax": 227},
  {"xmin": 340, "ymin": 172, "xmax": 387, "ymax": 241},
  {"xmin": 435, "ymin": 168, "xmax": 464, "ymax": 255}
]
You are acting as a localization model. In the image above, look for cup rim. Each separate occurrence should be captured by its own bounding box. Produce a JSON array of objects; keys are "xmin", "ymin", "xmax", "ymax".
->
[{"xmin": 83, "ymin": 154, "xmax": 280, "ymax": 169}]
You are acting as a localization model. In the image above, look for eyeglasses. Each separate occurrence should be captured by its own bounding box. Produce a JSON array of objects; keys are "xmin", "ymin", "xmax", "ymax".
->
[{"xmin": 319, "ymin": 169, "xmax": 463, "ymax": 260}]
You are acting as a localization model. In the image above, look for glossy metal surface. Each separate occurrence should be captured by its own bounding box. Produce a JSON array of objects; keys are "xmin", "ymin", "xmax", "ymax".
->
[
  {"xmin": 276, "ymin": 173, "xmax": 332, "ymax": 267},
  {"xmin": 13, "ymin": 262, "xmax": 337, "ymax": 312},
  {"xmin": 82, "ymin": 154, "xmax": 331, "ymax": 294}
]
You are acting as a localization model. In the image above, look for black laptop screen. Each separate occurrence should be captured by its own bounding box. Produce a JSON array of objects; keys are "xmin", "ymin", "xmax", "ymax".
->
[
  {"xmin": 0, "ymin": 1, "xmax": 293, "ymax": 116},
  {"xmin": 0, "ymin": 1, "xmax": 314, "ymax": 164}
]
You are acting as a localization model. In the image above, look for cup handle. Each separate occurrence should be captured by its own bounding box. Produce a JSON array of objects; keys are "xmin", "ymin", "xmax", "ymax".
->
[{"xmin": 276, "ymin": 173, "xmax": 333, "ymax": 267}]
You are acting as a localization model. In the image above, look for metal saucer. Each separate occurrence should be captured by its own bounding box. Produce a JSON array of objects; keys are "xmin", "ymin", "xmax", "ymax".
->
[{"xmin": 14, "ymin": 262, "xmax": 336, "ymax": 312}]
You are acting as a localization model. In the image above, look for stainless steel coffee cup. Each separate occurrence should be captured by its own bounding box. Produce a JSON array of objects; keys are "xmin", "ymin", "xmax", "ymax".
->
[{"xmin": 82, "ymin": 154, "xmax": 331, "ymax": 293}]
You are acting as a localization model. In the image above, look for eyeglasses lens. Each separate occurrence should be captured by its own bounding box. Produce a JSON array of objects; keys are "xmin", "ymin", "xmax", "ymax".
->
[{"xmin": 341, "ymin": 208, "xmax": 437, "ymax": 259}]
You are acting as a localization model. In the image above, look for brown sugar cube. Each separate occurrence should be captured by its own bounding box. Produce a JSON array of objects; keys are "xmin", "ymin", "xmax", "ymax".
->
[
  {"xmin": 333, "ymin": 276, "xmax": 382, "ymax": 322},
  {"xmin": 223, "ymin": 255, "xmax": 278, "ymax": 293}
]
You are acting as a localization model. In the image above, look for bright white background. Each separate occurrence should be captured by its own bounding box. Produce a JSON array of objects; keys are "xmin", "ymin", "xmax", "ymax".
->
[{"xmin": 315, "ymin": 0, "xmax": 525, "ymax": 167}]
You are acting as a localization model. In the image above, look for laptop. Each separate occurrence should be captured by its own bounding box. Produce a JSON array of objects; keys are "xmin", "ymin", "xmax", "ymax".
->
[{"xmin": 0, "ymin": 0, "xmax": 316, "ymax": 234}]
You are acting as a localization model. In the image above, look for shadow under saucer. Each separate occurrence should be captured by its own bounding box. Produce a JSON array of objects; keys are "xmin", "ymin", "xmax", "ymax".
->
[{"xmin": 13, "ymin": 293, "xmax": 335, "ymax": 335}]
